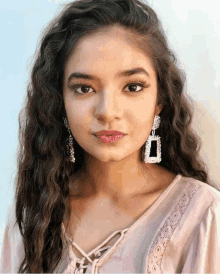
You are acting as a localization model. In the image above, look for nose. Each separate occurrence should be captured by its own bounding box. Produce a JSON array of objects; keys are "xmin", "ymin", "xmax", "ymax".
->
[{"xmin": 94, "ymin": 90, "xmax": 123, "ymax": 123}]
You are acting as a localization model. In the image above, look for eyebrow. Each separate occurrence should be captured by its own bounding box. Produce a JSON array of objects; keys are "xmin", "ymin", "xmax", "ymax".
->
[{"xmin": 67, "ymin": 67, "xmax": 150, "ymax": 84}]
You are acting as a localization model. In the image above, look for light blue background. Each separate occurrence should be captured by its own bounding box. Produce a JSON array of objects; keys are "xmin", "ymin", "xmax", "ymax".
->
[{"xmin": 0, "ymin": 0, "xmax": 220, "ymax": 251}]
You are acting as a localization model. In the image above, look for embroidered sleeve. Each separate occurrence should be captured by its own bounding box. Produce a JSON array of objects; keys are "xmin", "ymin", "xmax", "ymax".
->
[
  {"xmin": 146, "ymin": 181, "xmax": 202, "ymax": 274},
  {"xmin": 181, "ymin": 199, "xmax": 220, "ymax": 273}
]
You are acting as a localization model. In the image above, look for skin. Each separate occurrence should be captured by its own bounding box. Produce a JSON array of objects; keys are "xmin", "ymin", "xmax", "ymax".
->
[
  {"xmin": 62, "ymin": 26, "xmax": 176, "ymax": 255},
  {"xmin": 63, "ymin": 26, "xmax": 175, "ymax": 206}
]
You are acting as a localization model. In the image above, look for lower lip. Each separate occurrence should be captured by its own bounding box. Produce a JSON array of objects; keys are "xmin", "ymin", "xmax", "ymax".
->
[{"xmin": 95, "ymin": 135, "xmax": 125, "ymax": 143}]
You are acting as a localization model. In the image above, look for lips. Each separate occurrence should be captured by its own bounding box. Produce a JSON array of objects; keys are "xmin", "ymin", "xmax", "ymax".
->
[
  {"xmin": 96, "ymin": 134, "xmax": 125, "ymax": 143},
  {"xmin": 95, "ymin": 130, "xmax": 125, "ymax": 136}
]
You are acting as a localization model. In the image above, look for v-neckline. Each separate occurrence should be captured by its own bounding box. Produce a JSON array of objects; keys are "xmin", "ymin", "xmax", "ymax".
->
[{"xmin": 62, "ymin": 174, "xmax": 182, "ymax": 264}]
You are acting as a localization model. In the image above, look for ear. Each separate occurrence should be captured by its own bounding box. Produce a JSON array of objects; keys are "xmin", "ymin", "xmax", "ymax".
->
[{"xmin": 155, "ymin": 104, "xmax": 163, "ymax": 116}]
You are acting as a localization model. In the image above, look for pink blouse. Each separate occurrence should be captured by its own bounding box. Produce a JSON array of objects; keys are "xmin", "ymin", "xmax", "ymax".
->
[{"xmin": 1, "ymin": 174, "xmax": 220, "ymax": 273}]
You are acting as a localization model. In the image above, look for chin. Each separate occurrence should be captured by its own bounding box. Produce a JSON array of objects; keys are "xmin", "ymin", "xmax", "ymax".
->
[{"xmin": 87, "ymin": 151, "xmax": 126, "ymax": 163}]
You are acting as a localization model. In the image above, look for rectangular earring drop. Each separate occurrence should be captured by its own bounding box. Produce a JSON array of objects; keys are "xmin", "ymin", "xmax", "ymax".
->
[{"xmin": 144, "ymin": 135, "xmax": 161, "ymax": 163}]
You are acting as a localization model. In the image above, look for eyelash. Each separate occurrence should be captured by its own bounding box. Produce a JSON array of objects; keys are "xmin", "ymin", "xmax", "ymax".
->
[{"xmin": 69, "ymin": 80, "xmax": 150, "ymax": 95}]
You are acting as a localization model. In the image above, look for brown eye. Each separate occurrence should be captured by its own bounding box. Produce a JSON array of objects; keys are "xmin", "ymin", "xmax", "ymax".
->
[
  {"xmin": 125, "ymin": 80, "xmax": 150, "ymax": 93},
  {"xmin": 126, "ymin": 83, "xmax": 143, "ymax": 92},
  {"xmin": 69, "ymin": 80, "xmax": 150, "ymax": 95},
  {"xmin": 69, "ymin": 84, "xmax": 94, "ymax": 94}
]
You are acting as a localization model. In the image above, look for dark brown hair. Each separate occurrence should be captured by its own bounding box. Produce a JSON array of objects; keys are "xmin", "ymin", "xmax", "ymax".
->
[{"xmin": 15, "ymin": 0, "xmax": 210, "ymax": 272}]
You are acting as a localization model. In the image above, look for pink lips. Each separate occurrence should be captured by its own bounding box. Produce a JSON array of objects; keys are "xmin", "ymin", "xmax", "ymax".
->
[
  {"xmin": 96, "ymin": 134, "xmax": 125, "ymax": 143},
  {"xmin": 95, "ymin": 130, "xmax": 125, "ymax": 136},
  {"xmin": 94, "ymin": 130, "xmax": 126, "ymax": 143}
]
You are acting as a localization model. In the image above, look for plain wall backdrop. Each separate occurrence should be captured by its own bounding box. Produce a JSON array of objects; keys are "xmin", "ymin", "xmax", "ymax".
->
[{"xmin": 0, "ymin": 0, "xmax": 220, "ymax": 251}]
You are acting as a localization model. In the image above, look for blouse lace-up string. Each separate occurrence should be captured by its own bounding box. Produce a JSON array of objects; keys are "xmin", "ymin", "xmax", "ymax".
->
[{"xmin": 62, "ymin": 223, "xmax": 129, "ymax": 274}]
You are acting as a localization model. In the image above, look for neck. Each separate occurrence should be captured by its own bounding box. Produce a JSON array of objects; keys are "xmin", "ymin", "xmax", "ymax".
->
[{"xmin": 72, "ymin": 149, "xmax": 159, "ymax": 201}]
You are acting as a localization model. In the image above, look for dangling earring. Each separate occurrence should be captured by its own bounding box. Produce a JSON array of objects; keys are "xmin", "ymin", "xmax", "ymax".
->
[
  {"xmin": 144, "ymin": 115, "xmax": 161, "ymax": 163},
  {"xmin": 63, "ymin": 117, "xmax": 75, "ymax": 163}
]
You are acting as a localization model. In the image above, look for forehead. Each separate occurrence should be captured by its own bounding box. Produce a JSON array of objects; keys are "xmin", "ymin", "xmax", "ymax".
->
[{"xmin": 64, "ymin": 27, "xmax": 156, "ymax": 79}]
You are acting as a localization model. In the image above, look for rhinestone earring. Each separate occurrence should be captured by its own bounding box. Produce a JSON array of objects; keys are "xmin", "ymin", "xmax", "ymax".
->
[
  {"xmin": 63, "ymin": 117, "xmax": 76, "ymax": 163},
  {"xmin": 144, "ymin": 115, "xmax": 161, "ymax": 163}
]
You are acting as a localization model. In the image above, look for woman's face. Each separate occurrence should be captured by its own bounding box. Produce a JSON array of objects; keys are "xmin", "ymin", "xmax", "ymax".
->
[{"xmin": 63, "ymin": 27, "xmax": 162, "ymax": 163}]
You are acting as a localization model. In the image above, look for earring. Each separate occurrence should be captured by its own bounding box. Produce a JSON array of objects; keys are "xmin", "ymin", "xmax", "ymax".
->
[
  {"xmin": 63, "ymin": 117, "xmax": 76, "ymax": 163},
  {"xmin": 144, "ymin": 115, "xmax": 161, "ymax": 163}
]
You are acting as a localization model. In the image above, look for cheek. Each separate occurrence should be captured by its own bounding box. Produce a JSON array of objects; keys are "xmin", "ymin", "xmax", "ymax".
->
[
  {"xmin": 64, "ymin": 97, "xmax": 90, "ymax": 130},
  {"xmin": 130, "ymin": 94, "xmax": 157, "ymax": 123}
]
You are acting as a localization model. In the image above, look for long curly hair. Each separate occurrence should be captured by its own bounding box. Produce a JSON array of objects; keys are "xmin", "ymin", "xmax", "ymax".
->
[{"xmin": 15, "ymin": 0, "xmax": 210, "ymax": 272}]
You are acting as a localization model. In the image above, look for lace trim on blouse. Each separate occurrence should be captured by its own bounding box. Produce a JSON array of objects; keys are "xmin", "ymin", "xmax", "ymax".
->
[
  {"xmin": 62, "ymin": 223, "xmax": 129, "ymax": 274},
  {"xmin": 146, "ymin": 180, "xmax": 201, "ymax": 274}
]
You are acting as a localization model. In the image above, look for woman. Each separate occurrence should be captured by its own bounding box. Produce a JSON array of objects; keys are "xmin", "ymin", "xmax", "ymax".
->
[{"xmin": 1, "ymin": 0, "xmax": 220, "ymax": 273}]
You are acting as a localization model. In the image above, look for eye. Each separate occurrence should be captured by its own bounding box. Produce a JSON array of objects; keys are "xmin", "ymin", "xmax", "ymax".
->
[
  {"xmin": 69, "ymin": 80, "xmax": 150, "ymax": 94},
  {"xmin": 124, "ymin": 80, "xmax": 150, "ymax": 93},
  {"xmin": 69, "ymin": 84, "xmax": 94, "ymax": 94}
]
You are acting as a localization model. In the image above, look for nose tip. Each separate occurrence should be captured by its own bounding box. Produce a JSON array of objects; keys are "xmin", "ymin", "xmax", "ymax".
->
[{"xmin": 95, "ymin": 93, "xmax": 122, "ymax": 122}]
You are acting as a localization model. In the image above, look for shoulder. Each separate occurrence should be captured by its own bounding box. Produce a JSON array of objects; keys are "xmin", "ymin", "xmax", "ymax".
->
[
  {"xmin": 184, "ymin": 176, "xmax": 220, "ymax": 228},
  {"xmin": 0, "ymin": 201, "xmax": 24, "ymax": 273},
  {"xmin": 180, "ymin": 176, "xmax": 220, "ymax": 204},
  {"xmin": 175, "ymin": 175, "xmax": 220, "ymax": 230},
  {"xmin": 178, "ymin": 177, "xmax": 220, "ymax": 273},
  {"xmin": 162, "ymin": 175, "xmax": 220, "ymax": 232},
  {"xmin": 153, "ymin": 176, "xmax": 220, "ymax": 273}
]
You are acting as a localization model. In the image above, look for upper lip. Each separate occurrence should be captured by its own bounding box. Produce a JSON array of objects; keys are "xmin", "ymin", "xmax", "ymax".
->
[{"xmin": 95, "ymin": 130, "xmax": 126, "ymax": 136}]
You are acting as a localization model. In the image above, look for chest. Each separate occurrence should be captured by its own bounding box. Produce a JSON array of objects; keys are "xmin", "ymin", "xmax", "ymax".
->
[
  {"xmin": 65, "ymin": 191, "xmax": 163, "ymax": 259},
  {"xmin": 69, "ymin": 214, "xmax": 129, "ymax": 259}
]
